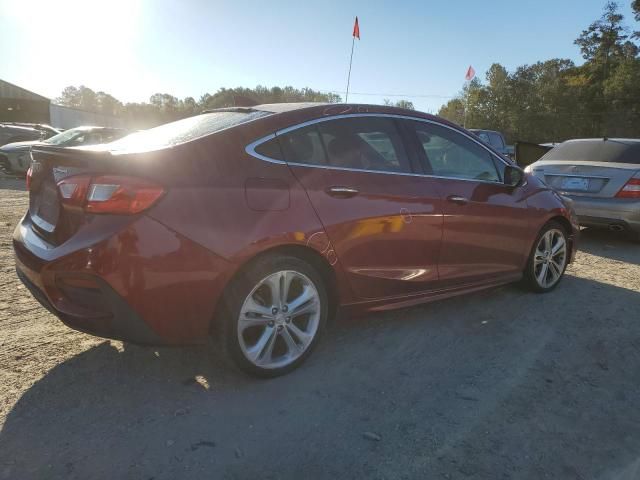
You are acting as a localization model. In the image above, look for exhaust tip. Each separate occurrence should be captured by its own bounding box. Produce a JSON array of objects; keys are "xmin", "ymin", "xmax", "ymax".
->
[{"xmin": 608, "ymin": 224, "xmax": 625, "ymax": 232}]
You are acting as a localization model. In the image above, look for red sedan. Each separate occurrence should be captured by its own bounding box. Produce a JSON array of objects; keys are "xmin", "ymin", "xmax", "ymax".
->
[{"xmin": 13, "ymin": 103, "xmax": 579, "ymax": 377}]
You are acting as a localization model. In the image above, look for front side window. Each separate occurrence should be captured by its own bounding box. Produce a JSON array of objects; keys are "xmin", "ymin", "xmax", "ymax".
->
[{"xmin": 410, "ymin": 121, "xmax": 501, "ymax": 182}]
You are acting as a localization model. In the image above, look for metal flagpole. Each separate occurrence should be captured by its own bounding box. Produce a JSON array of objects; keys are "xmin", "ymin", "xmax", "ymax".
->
[
  {"xmin": 463, "ymin": 80, "xmax": 469, "ymax": 129},
  {"xmin": 345, "ymin": 35, "xmax": 356, "ymax": 103}
]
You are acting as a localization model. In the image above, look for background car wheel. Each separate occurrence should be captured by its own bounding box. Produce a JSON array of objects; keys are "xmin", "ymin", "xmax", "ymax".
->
[
  {"xmin": 220, "ymin": 255, "xmax": 328, "ymax": 378},
  {"xmin": 523, "ymin": 221, "xmax": 569, "ymax": 293}
]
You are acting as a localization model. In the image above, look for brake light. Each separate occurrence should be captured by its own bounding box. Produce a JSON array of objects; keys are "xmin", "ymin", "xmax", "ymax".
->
[
  {"xmin": 56, "ymin": 175, "xmax": 165, "ymax": 214},
  {"xmin": 616, "ymin": 177, "xmax": 640, "ymax": 198}
]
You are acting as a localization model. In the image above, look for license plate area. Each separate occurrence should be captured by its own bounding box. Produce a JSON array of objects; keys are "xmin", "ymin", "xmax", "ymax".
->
[
  {"xmin": 560, "ymin": 176, "xmax": 590, "ymax": 192},
  {"xmin": 29, "ymin": 179, "xmax": 60, "ymax": 233}
]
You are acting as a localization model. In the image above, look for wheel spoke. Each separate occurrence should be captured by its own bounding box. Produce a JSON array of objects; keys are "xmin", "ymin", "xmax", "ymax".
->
[
  {"xmin": 544, "ymin": 231, "xmax": 552, "ymax": 252},
  {"xmin": 534, "ymin": 253, "xmax": 545, "ymax": 266},
  {"xmin": 281, "ymin": 326, "xmax": 301, "ymax": 354},
  {"xmin": 549, "ymin": 260, "xmax": 562, "ymax": 279},
  {"xmin": 287, "ymin": 322, "xmax": 313, "ymax": 347},
  {"xmin": 552, "ymin": 236, "xmax": 566, "ymax": 255},
  {"xmin": 537, "ymin": 262, "xmax": 549, "ymax": 286},
  {"xmin": 281, "ymin": 271, "xmax": 294, "ymax": 305},
  {"xmin": 246, "ymin": 326, "xmax": 276, "ymax": 363},
  {"xmin": 264, "ymin": 274, "xmax": 282, "ymax": 308},
  {"xmin": 288, "ymin": 286, "xmax": 315, "ymax": 315},
  {"xmin": 241, "ymin": 297, "xmax": 273, "ymax": 319}
]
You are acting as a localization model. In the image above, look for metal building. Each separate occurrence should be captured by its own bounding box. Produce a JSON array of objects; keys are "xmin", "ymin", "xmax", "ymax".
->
[
  {"xmin": 0, "ymin": 79, "xmax": 50, "ymax": 123},
  {"xmin": 0, "ymin": 79, "xmax": 123, "ymax": 129}
]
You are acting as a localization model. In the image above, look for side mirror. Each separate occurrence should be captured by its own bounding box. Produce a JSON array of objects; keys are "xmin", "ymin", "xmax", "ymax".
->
[{"xmin": 504, "ymin": 165, "xmax": 525, "ymax": 187}]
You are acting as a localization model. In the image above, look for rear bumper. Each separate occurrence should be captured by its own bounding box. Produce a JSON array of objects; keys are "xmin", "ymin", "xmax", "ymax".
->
[
  {"xmin": 15, "ymin": 266, "xmax": 167, "ymax": 345},
  {"xmin": 567, "ymin": 195, "xmax": 640, "ymax": 232},
  {"xmin": 13, "ymin": 214, "xmax": 234, "ymax": 345}
]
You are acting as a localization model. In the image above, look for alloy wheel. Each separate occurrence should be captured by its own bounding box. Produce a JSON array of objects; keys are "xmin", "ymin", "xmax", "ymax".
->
[
  {"xmin": 237, "ymin": 270, "xmax": 321, "ymax": 369},
  {"xmin": 533, "ymin": 228, "xmax": 567, "ymax": 289}
]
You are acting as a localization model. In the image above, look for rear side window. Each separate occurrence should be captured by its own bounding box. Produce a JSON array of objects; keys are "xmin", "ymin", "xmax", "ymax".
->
[
  {"xmin": 474, "ymin": 131, "xmax": 490, "ymax": 144},
  {"xmin": 410, "ymin": 121, "xmax": 501, "ymax": 182},
  {"xmin": 278, "ymin": 126, "xmax": 327, "ymax": 166},
  {"xmin": 317, "ymin": 117, "xmax": 410, "ymax": 173},
  {"xmin": 254, "ymin": 137, "xmax": 284, "ymax": 160},
  {"xmin": 109, "ymin": 110, "xmax": 272, "ymax": 153},
  {"xmin": 488, "ymin": 132, "xmax": 505, "ymax": 149},
  {"xmin": 542, "ymin": 140, "xmax": 640, "ymax": 164}
]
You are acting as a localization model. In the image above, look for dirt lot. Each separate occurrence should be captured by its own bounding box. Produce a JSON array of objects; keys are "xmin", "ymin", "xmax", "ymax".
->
[{"xmin": 1, "ymin": 176, "xmax": 640, "ymax": 480}]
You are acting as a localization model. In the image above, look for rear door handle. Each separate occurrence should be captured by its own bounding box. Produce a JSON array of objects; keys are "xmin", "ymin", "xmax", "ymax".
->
[
  {"xmin": 447, "ymin": 195, "xmax": 469, "ymax": 205},
  {"xmin": 326, "ymin": 186, "xmax": 359, "ymax": 198}
]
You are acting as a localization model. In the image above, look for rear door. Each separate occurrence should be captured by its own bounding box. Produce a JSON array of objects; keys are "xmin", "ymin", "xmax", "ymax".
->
[
  {"xmin": 270, "ymin": 115, "xmax": 443, "ymax": 300},
  {"xmin": 404, "ymin": 119, "xmax": 530, "ymax": 287}
]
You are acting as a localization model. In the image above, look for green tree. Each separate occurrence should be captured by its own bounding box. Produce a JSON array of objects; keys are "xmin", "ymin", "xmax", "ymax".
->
[{"xmin": 383, "ymin": 99, "xmax": 415, "ymax": 109}]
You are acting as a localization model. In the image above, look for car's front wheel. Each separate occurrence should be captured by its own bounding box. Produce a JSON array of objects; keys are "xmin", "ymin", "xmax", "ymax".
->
[
  {"xmin": 221, "ymin": 255, "xmax": 328, "ymax": 377},
  {"xmin": 523, "ymin": 221, "xmax": 569, "ymax": 293}
]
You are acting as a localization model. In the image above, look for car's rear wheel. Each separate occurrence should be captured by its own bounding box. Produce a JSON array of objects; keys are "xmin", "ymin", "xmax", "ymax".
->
[
  {"xmin": 220, "ymin": 255, "xmax": 328, "ymax": 377},
  {"xmin": 523, "ymin": 221, "xmax": 569, "ymax": 293}
]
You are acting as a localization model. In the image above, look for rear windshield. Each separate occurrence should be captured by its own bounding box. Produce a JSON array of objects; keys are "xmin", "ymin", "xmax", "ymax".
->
[
  {"xmin": 542, "ymin": 140, "xmax": 640, "ymax": 164},
  {"xmin": 108, "ymin": 110, "xmax": 271, "ymax": 153}
]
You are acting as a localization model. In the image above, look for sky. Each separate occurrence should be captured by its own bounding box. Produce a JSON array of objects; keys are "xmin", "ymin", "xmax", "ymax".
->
[{"xmin": 0, "ymin": 0, "xmax": 636, "ymax": 113}]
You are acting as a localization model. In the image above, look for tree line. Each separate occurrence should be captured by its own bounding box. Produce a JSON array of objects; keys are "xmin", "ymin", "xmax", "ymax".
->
[
  {"xmin": 55, "ymin": 86, "xmax": 343, "ymax": 129},
  {"xmin": 438, "ymin": 1, "xmax": 640, "ymax": 143},
  {"xmin": 55, "ymin": 83, "xmax": 416, "ymax": 129}
]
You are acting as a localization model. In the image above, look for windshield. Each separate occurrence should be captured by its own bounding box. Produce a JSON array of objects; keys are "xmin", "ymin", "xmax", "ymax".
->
[
  {"xmin": 43, "ymin": 128, "xmax": 86, "ymax": 145},
  {"xmin": 542, "ymin": 140, "xmax": 640, "ymax": 164},
  {"xmin": 108, "ymin": 110, "xmax": 271, "ymax": 153}
]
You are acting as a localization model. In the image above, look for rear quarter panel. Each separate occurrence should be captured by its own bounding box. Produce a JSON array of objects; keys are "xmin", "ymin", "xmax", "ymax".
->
[{"xmin": 144, "ymin": 127, "xmax": 355, "ymax": 304}]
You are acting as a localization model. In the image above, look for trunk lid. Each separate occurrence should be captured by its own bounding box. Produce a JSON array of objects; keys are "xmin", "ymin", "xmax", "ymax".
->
[{"xmin": 529, "ymin": 160, "xmax": 640, "ymax": 198}]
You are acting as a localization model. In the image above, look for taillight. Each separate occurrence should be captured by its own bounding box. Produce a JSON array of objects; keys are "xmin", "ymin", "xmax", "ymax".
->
[
  {"xmin": 616, "ymin": 177, "xmax": 640, "ymax": 199},
  {"xmin": 26, "ymin": 166, "xmax": 33, "ymax": 190},
  {"xmin": 56, "ymin": 175, "xmax": 165, "ymax": 214}
]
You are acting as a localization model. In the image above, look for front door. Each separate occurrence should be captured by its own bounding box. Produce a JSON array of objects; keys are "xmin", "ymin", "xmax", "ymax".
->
[
  {"xmin": 405, "ymin": 119, "xmax": 530, "ymax": 287},
  {"xmin": 276, "ymin": 116, "xmax": 443, "ymax": 300}
]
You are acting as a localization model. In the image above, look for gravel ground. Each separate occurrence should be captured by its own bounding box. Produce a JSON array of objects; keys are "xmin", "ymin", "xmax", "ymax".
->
[{"xmin": 1, "ymin": 176, "xmax": 640, "ymax": 480}]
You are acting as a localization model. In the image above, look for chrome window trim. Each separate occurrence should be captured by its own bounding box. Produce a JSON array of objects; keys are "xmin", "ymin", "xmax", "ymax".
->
[
  {"xmin": 245, "ymin": 113, "xmax": 513, "ymax": 185},
  {"xmin": 244, "ymin": 133, "xmax": 287, "ymax": 165}
]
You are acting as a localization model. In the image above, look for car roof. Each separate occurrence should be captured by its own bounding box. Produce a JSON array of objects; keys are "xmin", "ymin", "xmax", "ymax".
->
[
  {"xmin": 469, "ymin": 129, "xmax": 499, "ymax": 134},
  {"xmin": 563, "ymin": 138, "xmax": 640, "ymax": 145}
]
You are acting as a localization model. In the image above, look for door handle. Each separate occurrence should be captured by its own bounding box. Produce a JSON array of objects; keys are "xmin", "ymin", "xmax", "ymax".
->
[
  {"xmin": 326, "ymin": 186, "xmax": 359, "ymax": 198},
  {"xmin": 447, "ymin": 195, "xmax": 469, "ymax": 205}
]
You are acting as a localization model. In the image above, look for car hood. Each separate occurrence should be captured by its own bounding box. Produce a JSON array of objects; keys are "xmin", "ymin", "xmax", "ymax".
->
[{"xmin": 0, "ymin": 140, "xmax": 43, "ymax": 152}]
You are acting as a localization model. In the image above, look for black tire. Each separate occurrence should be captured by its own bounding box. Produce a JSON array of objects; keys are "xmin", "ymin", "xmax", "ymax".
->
[
  {"xmin": 218, "ymin": 254, "xmax": 328, "ymax": 378},
  {"xmin": 522, "ymin": 221, "xmax": 569, "ymax": 293}
]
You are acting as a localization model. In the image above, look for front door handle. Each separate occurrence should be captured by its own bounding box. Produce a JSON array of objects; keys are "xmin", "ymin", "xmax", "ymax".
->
[
  {"xmin": 326, "ymin": 186, "xmax": 359, "ymax": 198},
  {"xmin": 447, "ymin": 195, "xmax": 469, "ymax": 205}
]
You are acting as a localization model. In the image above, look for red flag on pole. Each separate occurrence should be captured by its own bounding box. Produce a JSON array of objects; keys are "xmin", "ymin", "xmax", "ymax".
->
[
  {"xmin": 465, "ymin": 65, "xmax": 476, "ymax": 81},
  {"xmin": 353, "ymin": 16, "xmax": 360, "ymax": 39}
]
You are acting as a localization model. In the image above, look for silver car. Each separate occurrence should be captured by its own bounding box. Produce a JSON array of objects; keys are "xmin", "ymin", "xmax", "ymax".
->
[
  {"xmin": 525, "ymin": 138, "xmax": 640, "ymax": 240},
  {"xmin": 0, "ymin": 126, "xmax": 130, "ymax": 175}
]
